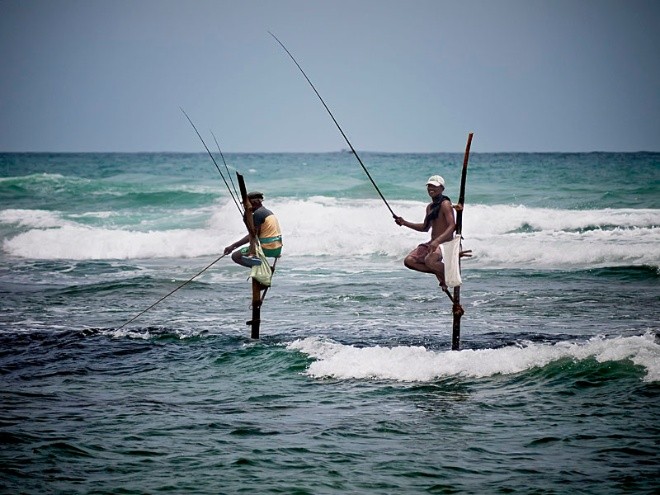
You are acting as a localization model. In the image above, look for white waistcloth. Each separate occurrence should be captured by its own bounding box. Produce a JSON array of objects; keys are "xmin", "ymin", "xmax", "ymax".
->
[{"xmin": 440, "ymin": 237, "xmax": 462, "ymax": 288}]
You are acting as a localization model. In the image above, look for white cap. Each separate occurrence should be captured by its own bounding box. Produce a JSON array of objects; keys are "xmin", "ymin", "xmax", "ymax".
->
[{"xmin": 426, "ymin": 175, "xmax": 445, "ymax": 187}]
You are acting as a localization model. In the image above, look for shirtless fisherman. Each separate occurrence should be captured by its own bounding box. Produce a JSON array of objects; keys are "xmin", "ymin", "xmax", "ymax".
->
[{"xmin": 394, "ymin": 175, "xmax": 456, "ymax": 290}]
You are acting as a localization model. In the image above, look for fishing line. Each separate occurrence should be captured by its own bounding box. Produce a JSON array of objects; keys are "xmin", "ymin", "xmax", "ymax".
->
[
  {"xmin": 117, "ymin": 253, "xmax": 227, "ymax": 330},
  {"xmin": 269, "ymin": 31, "xmax": 397, "ymax": 218},
  {"xmin": 211, "ymin": 131, "xmax": 241, "ymax": 203},
  {"xmin": 180, "ymin": 107, "xmax": 244, "ymax": 215}
]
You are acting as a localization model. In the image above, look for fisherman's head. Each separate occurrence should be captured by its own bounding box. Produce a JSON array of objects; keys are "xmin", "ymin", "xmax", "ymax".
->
[
  {"xmin": 247, "ymin": 191, "xmax": 264, "ymax": 207},
  {"xmin": 426, "ymin": 175, "xmax": 445, "ymax": 197}
]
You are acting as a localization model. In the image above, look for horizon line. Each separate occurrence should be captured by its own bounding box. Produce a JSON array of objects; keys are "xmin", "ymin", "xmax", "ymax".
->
[{"xmin": 1, "ymin": 149, "xmax": 658, "ymax": 154}]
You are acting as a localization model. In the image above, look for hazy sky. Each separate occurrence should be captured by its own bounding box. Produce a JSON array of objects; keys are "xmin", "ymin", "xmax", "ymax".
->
[{"xmin": 1, "ymin": 0, "xmax": 658, "ymax": 153}]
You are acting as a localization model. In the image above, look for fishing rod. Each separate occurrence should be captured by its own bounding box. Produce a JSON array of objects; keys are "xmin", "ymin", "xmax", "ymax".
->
[
  {"xmin": 180, "ymin": 107, "xmax": 244, "ymax": 215},
  {"xmin": 269, "ymin": 32, "xmax": 397, "ymax": 219},
  {"xmin": 118, "ymin": 112, "xmax": 247, "ymax": 329},
  {"xmin": 117, "ymin": 253, "xmax": 227, "ymax": 330},
  {"xmin": 211, "ymin": 131, "xmax": 241, "ymax": 203}
]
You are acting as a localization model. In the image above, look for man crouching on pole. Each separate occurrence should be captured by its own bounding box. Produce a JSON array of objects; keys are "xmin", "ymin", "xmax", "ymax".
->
[
  {"xmin": 223, "ymin": 191, "xmax": 282, "ymax": 267},
  {"xmin": 394, "ymin": 175, "xmax": 456, "ymax": 290}
]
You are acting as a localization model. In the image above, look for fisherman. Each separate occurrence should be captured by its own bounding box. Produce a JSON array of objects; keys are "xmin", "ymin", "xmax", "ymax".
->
[
  {"xmin": 223, "ymin": 191, "xmax": 282, "ymax": 267},
  {"xmin": 394, "ymin": 175, "xmax": 456, "ymax": 290}
]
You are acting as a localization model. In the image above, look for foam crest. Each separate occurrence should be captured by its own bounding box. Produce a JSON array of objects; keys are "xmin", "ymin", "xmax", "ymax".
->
[
  {"xmin": 287, "ymin": 332, "xmax": 659, "ymax": 382},
  {"xmin": 91, "ymin": 326, "xmax": 205, "ymax": 340},
  {"xmin": 465, "ymin": 205, "xmax": 659, "ymax": 235},
  {"xmin": 263, "ymin": 198, "xmax": 659, "ymax": 267},
  {"xmin": 0, "ymin": 209, "xmax": 71, "ymax": 228},
  {"xmin": 3, "ymin": 225, "xmax": 224, "ymax": 260},
  {"xmin": 259, "ymin": 197, "xmax": 416, "ymax": 257},
  {"xmin": 2, "ymin": 199, "xmax": 658, "ymax": 267},
  {"xmin": 468, "ymin": 227, "xmax": 659, "ymax": 268},
  {"xmin": 0, "ymin": 172, "xmax": 66, "ymax": 184}
]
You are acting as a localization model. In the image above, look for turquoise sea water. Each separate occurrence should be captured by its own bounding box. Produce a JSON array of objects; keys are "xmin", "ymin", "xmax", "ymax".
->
[{"xmin": 1, "ymin": 152, "xmax": 659, "ymax": 494}]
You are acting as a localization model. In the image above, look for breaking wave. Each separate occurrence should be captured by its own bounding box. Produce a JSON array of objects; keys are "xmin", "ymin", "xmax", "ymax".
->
[{"xmin": 2, "ymin": 198, "xmax": 658, "ymax": 269}]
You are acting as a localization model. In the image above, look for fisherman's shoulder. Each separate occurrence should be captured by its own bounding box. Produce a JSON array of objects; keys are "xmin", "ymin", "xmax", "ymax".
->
[{"xmin": 254, "ymin": 205, "xmax": 273, "ymax": 217}]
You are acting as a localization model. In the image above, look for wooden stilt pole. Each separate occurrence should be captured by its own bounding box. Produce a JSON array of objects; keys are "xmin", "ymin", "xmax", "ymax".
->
[
  {"xmin": 451, "ymin": 132, "xmax": 473, "ymax": 351},
  {"xmin": 236, "ymin": 172, "xmax": 263, "ymax": 339},
  {"xmin": 250, "ymin": 279, "xmax": 262, "ymax": 339}
]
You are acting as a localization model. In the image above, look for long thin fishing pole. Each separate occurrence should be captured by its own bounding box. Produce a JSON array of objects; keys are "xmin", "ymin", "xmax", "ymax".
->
[
  {"xmin": 117, "ymin": 253, "xmax": 227, "ymax": 330},
  {"xmin": 211, "ymin": 131, "xmax": 241, "ymax": 203},
  {"xmin": 180, "ymin": 107, "xmax": 243, "ymax": 215},
  {"xmin": 269, "ymin": 31, "xmax": 397, "ymax": 218}
]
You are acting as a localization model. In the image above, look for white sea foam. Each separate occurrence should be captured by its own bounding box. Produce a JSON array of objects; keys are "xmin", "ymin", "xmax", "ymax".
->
[
  {"xmin": 0, "ymin": 172, "xmax": 65, "ymax": 183},
  {"xmin": 287, "ymin": 332, "xmax": 660, "ymax": 383},
  {"xmin": 0, "ymin": 209, "xmax": 71, "ymax": 228},
  {"xmin": 3, "ymin": 225, "xmax": 223, "ymax": 260},
  {"xmin": 101, "ymin": 327, "xmax": 204, "ymax": 340},
  {"xmin": 2, "ymin": 199, "xmax": 659, "ymax": 266}
]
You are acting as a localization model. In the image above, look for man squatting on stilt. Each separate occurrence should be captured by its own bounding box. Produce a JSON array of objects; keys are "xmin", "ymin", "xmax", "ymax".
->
[
  {"xmin": 394, "ymin": 175, "xmax": 456, "ymax": 290},
  {"xmin": 223, "ymin": 191, "xmax": 282, "ymax": 267}
]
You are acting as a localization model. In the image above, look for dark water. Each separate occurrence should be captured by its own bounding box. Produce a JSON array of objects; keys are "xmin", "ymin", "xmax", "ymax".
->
[
  {"xmin": 1, "ymin": 328, "xmax": 658, "ymax": 494},
  {"xmin": 1, "ymin": 152, "xmax": 658, "ymax": 493}
]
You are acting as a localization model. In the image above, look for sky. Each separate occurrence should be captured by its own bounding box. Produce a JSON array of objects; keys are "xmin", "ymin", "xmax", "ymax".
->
[{"xmin": 0, "ymin": 0, "xmax": 658, "ymax": 153}]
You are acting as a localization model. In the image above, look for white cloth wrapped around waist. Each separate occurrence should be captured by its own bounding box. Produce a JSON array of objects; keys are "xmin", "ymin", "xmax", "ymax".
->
[{"xmin": 440, "ymin": 237, "xmax": 462, "ymax": 288}]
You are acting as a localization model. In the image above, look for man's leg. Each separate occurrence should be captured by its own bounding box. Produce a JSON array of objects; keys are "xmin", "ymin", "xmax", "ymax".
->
[
  {"xmin": 424, "ymin": 247, "xmax": 446, "ymax": 289},
  {"xmin": 231, "ymin": 248, "xmax": 261, "ymax": 267},
  {"xmin": 231, "ymin": 249, "xmax": 248, "ymax": 266},
  {"xmin": 403, "ymin": 244, "xmax": 434, "ymax": 274},
  {"xmin": 404, "ymin": 255, "xmax": 434, "ymax": 273}
]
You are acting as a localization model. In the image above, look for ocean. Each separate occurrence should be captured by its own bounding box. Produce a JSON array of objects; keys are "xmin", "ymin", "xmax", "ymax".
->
[{"xmin": 1, "ymin": 151, "xmax": 658, "ymax": 494}]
